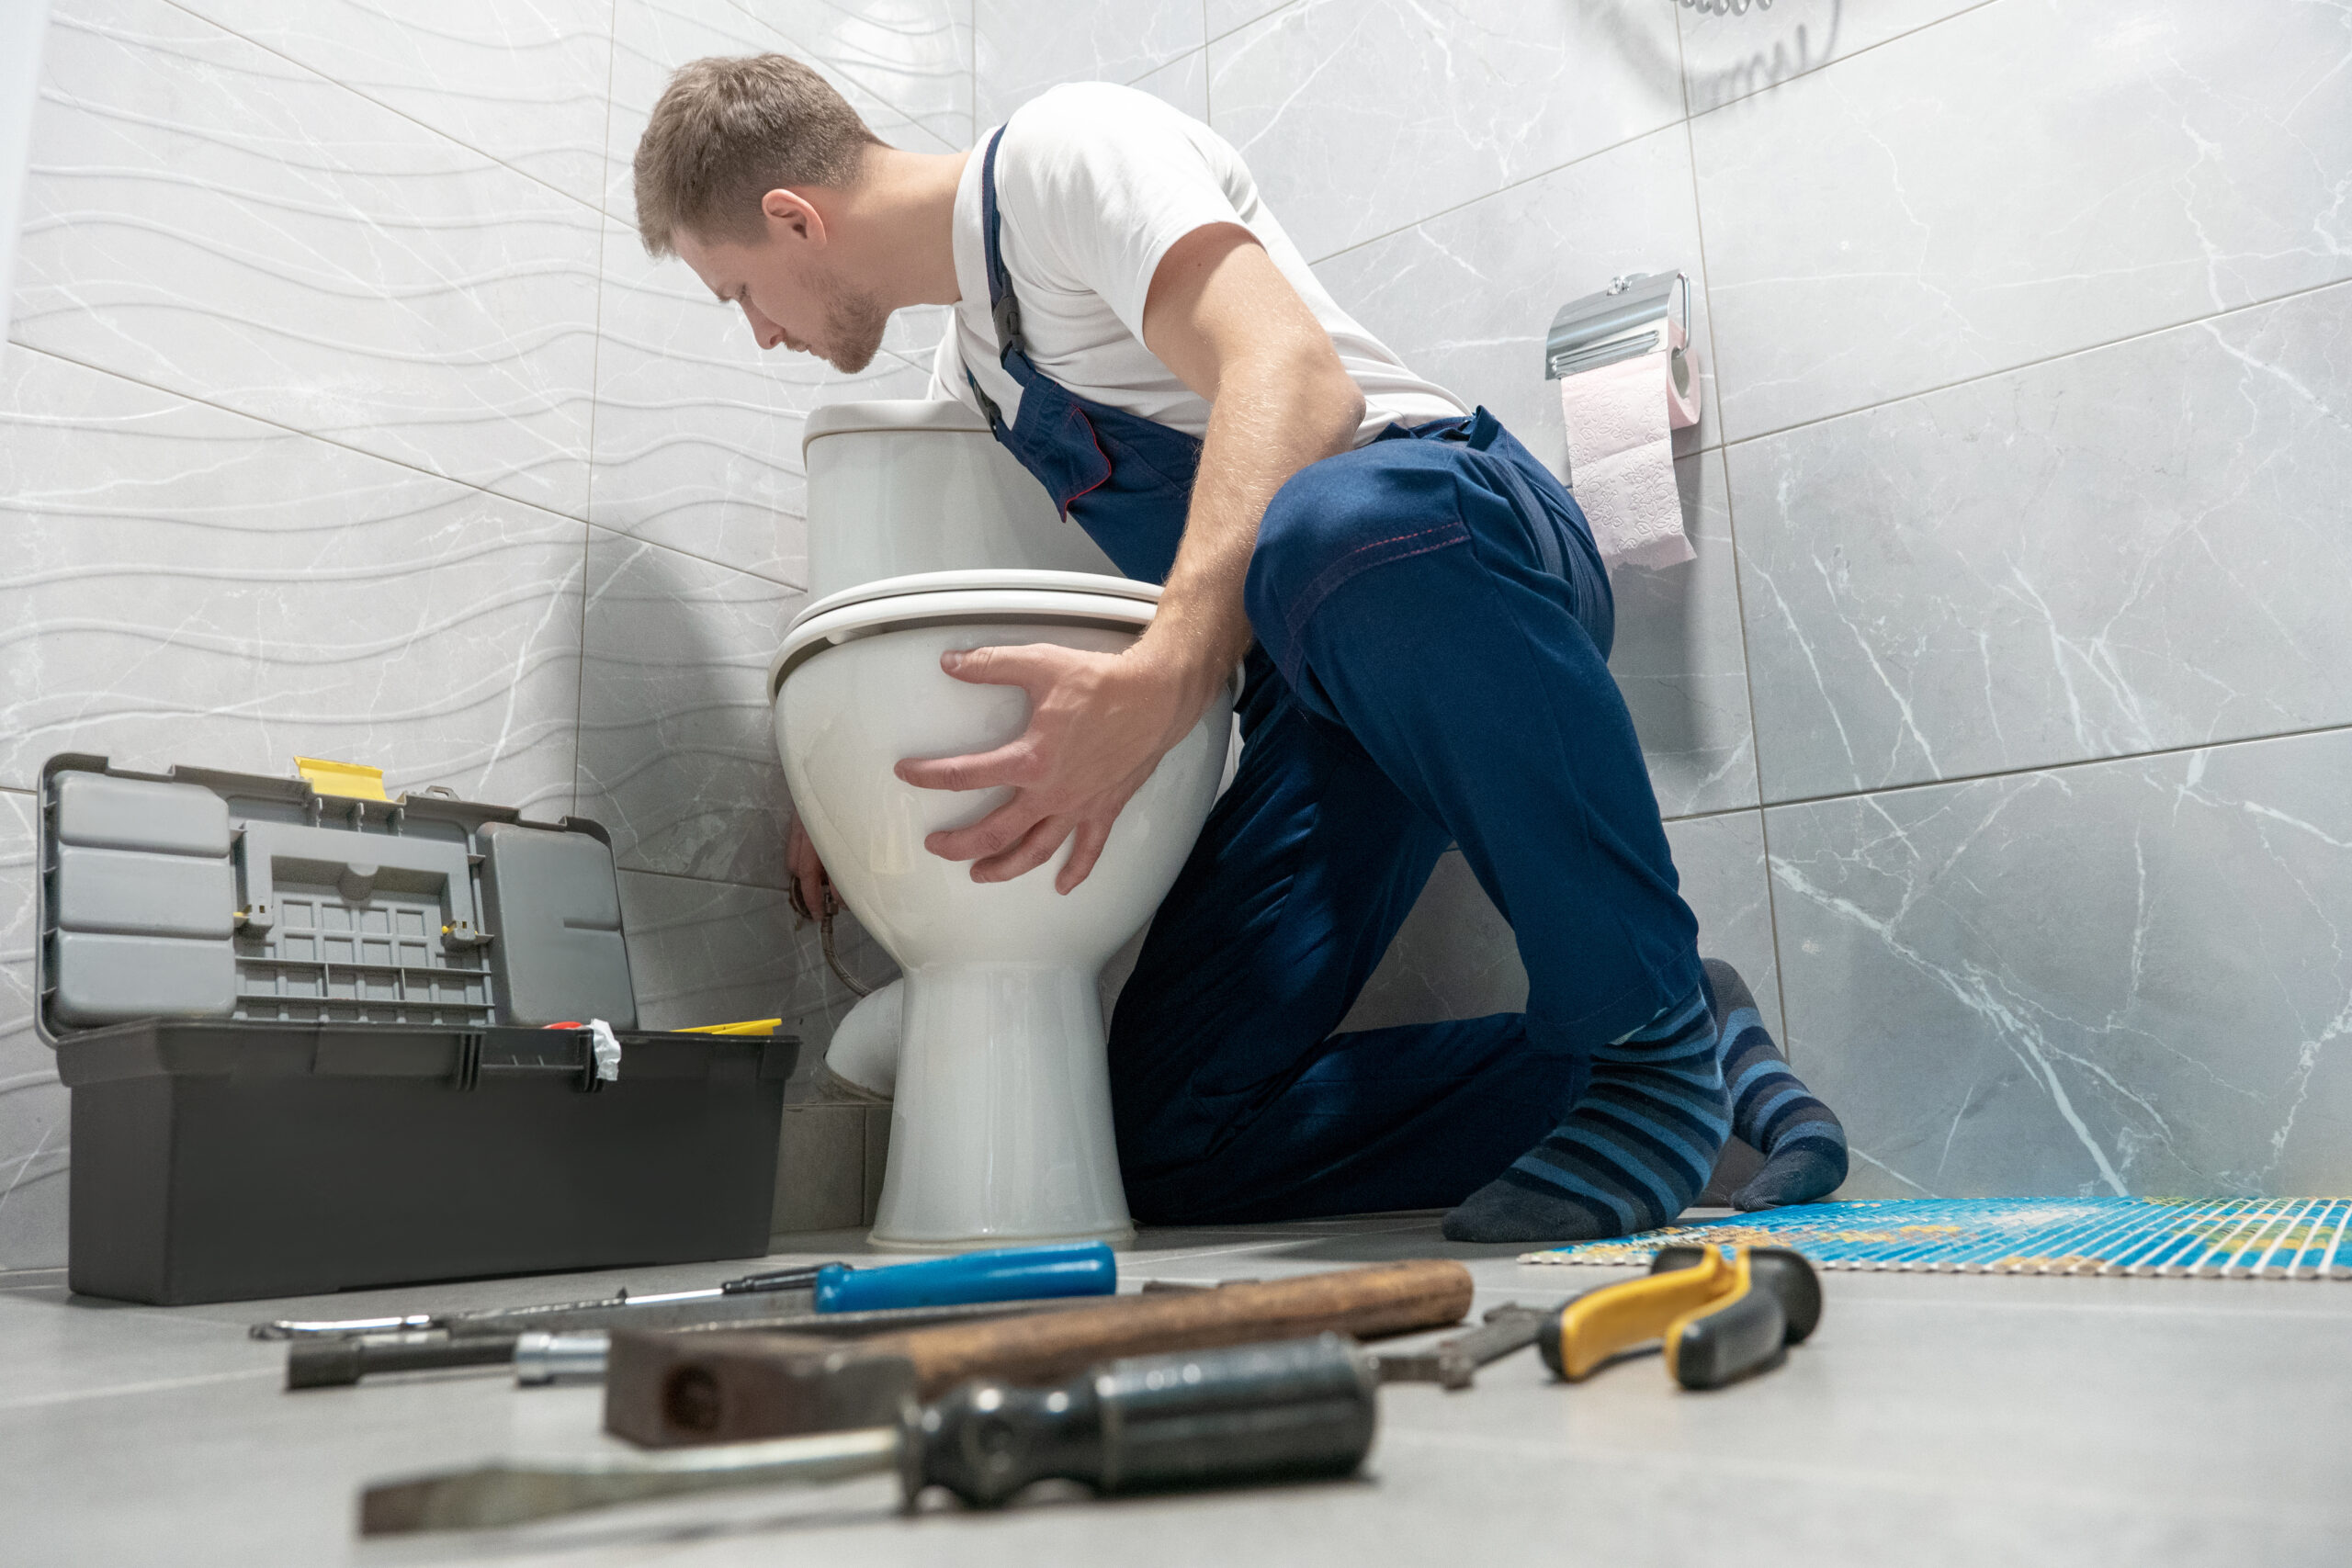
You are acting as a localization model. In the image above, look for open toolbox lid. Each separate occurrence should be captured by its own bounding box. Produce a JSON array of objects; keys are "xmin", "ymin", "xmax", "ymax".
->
[{"xmin": 34, "ymin": 754, "xmax": 644, "ymax": 1046}]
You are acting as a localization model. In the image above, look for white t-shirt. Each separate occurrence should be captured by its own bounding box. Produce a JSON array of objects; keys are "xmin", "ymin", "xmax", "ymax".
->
[{"xmin": 929, "ymin": 83, "xmax": 1465, "ymax": 444}]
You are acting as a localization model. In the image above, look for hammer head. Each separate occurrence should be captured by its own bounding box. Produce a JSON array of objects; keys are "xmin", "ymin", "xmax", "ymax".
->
[{"xmin": 604, "ymin": 1331, "xmax": 919, "ymax": 1449}]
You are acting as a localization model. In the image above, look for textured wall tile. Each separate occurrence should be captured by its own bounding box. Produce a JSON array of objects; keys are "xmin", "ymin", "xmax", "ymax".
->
[
  {"xmin": 0, "ymin": 790, "xmax": 66, "ymax": 1271},
  {"xmin": 1312, "ymin": 125, "xmax": 1718, "ymax": 476},
  {"xmin": 606, "ymin": 0, "xmax": 963, "ymax": 225},
  {"xmin": 616, "ymin": 862, "xmax": 897, "ymax": 1053},
  {"xmin": 1735, "ymin": 282, "xmax": 2352, "ymax": 804},
  {"xmin": 1678, "ymin": 0, "xmax": 1994, "ymax": 113},
  {"xmin": 0, "ymin": 348, "xmax": 585, "ymax": 814},
  {"xmin": 1334, "ymin": 811, "xmax": 1785, "ymax": 1047},
  {"xmin": 577, "ymin": 530, "xmax": 798, "ymax": 887},
  {"xmin": 169, "ymin": 0, "xmax": 616, "ymax": 206},
  {"xmin": 975, "ymin": 0, "xmax": 1204, "ymax": 124},
  {"xmin": 1694, "ymin": 0, "xmax": 2352, "ymax": 441},
  {"xmin": 1210, "ymin": 0, "xmax": 1685, "ymax": 261},
  {"xmin": 615, "ymin": 864, "xmax": 898, "ymax": 1103},
  {"xmin": 772, "ymin": 0, "xmax": 973, "ymax": 152},
  {"xmin": 591, "ymin": 220, "xmax": 936, "ymax": 584},
  {"xmin": 1768, "ymin": 728, "xmax": 2352, "ymax": 1200},
  {"xmin": 17, "ymin": 0, "xmax": 602, "ymax": 516},
  {"xmin": 1130, "ymin": 48, "xmax": 1207, "ymax": 122},
  {"xmin": 618, "ymin": 870, "xmax": 811, "ymax": 1033},
  {"xmin": 1610, "ymin": 450, "xmax": 1758, "ymax": 818}
]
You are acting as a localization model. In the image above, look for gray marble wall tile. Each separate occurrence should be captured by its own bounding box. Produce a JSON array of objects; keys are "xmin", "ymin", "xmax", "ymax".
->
[
  {"xmin": 1206, "ymin": 0, "xmax": 1290, "ymax": 41},
  {"xmin": 1768, "ymin": 728, "xmax": 2352, "ymax": 1200},
  {"xmin": 1678, "ymin": 0, "xmax": 1995, "ymax": 114},
  {"xmin": 1130, "ymin": 47, "xmax": 1207, "ymax": 122},
  {"xmin": 1311, "ymin": 124, "xmax": 1719, "ymax": 478},
  {"xmin": 1735, "ymin": 281, "xmax": 2352, "ymax": 805},
  {"xmin": 1334, "ymin": 810, "xmax": 1786, "ymax": 1049},
  {"xmin": 1208, "ymin": 0, "xmax": 1685, "ymax": 261},
  {"xmin": 591, "ymin": 219, "xmax": 936, "ymax": 584},
  {"xmin": 1692, "ymin": 0, "xmax": 2352, "ymax": 441},
  {"xmin": 169, "ymin": 0, "xmax": 616, "ymax": 206},
  {"xmin": 577, "ymin": 529, "xmax": 799, "ymax": 887},
  {"xmin": 605, "ymin": 0, "xmax": 963, "ymax": 226},
  {"xmin": 1610, "ymin": 450, "xmax": 1758, "ymax": 818},
  {"xmin": 1335, "ymin": 851, "xmax": 1524, "ymax": 1036},
  {"xmin": 783, "ymin": 910, "xmax": 899, "ymax": 1068},
  {"xmin": 974, "ymin": 0, "xmax": 1204, "ymax": 124},
  {"xmin": 1668, "ymin": 808, "xmax": 1784, "ymax": 1046},
  {"xmin": 16, "ymin": 0, "xmax": 603, "ymax": 517},
  {"xmin": 0, "ymin": 347, "xmax": 585, "ymax": 816},
  {"xmin": 0, "ymin": 790, "xmax": 65, "ymax": 1271}
]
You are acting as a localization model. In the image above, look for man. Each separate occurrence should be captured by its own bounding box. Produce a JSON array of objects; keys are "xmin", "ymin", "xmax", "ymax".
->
[{"xmin": 632, "ymin": 56, "xmax": 1849, "ymax": 1241}]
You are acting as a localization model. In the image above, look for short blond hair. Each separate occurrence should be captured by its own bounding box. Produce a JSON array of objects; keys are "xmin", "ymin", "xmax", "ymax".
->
[{"xmin": 632, "ymin": 54, "xmax": 881, "ymax": 255}]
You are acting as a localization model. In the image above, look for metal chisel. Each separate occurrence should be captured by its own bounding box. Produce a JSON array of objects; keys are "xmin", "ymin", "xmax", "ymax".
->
[{"xmin": 359, "ymin": 1333, "xmax": 1378, "ymax": 1535}]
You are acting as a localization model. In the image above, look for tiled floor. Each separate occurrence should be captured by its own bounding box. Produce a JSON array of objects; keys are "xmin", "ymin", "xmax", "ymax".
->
[{"xmin": 6, "ymin": 1213, "xmax": 2348, "ymax": 1566}]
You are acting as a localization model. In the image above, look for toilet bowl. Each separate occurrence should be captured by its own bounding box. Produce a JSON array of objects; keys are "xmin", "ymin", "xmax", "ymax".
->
[{"xmin": 770, "ymin": 402, "xmax": 1232, "ymax": 1249}]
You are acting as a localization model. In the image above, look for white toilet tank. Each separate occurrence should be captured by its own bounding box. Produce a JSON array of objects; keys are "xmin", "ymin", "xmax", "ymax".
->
[{"xmin": 802, "ymin": 400, "xmax": 1122, "ymax": 599}]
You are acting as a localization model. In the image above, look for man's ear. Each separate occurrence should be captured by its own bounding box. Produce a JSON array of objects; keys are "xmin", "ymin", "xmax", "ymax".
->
[{"xmin": 761, "ymin": 188, "xmax": 829, "ymax": 250}]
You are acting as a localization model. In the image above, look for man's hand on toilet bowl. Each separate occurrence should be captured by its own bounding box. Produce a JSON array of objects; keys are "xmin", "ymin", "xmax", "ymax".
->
[
  {"xmin": 893, "ymin": 637, "xmax": 1219, "ymax": 894},
  {"xmin": 891, "ymin": 225, "xmax": 1367, "ymax": 895}
]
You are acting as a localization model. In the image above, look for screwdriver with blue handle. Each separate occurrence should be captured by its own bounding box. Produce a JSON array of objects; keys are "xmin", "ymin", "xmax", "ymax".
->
[
  {"xmin": 1538, "ymin": 1244, "xmax": 1820, "ymax": 1391},
  {"xmin": 283, "ymin": 1243, "xmax": 1117, "ymax": 1390}
]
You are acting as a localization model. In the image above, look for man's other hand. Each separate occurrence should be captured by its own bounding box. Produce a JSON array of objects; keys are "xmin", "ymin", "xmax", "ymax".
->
[
  {"xmin": 893, "ymin": 640, "xmax": 1209, "ymax": 894},
  {"xmin": 786, "ymin": 811, "xmax": 838, "ymax": 919}
]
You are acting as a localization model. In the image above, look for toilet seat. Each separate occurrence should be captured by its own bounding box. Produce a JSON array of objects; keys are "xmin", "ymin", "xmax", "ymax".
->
[{"xmin": 769, "ymin": 569, "xmax": 1162, "ymax": 696}]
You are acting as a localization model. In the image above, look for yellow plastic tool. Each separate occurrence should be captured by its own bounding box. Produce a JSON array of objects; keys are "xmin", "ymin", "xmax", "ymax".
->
[
  {"xmin": 296, "ymin": 757, "xmax": 390, "ymax": 801},
  {"xmin": 1540, "ymin": 1243, "xmax": 1817, "ymax": 1391},
  {"xmin": 1542, "ymin": 1244, "xmax": 1739, "ymax": 1380},
  {"xmin": 674, "ymin": 1018, "xmax": 782, "ymax": 1036}
]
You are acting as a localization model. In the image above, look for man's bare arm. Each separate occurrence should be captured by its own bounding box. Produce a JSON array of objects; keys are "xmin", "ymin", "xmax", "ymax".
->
[
  {"xmin": 1127, "ymin": 222, "xmax": 1366, "ymax": 719},
  {"xmin": 894, "ymin": 224, "xmax": 1364, "ymax": 891}
]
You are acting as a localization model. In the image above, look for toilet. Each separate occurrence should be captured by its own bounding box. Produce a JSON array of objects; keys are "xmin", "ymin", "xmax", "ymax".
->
[{"xmin": 769, "ymin": 400, "xmax": 1233, "ymax": 1249}]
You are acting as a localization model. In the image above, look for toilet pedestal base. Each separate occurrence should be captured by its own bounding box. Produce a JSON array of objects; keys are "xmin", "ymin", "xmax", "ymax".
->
[{"xmin": 867, "ymin": 961, "xmax": 1134, "ymax": 1252}]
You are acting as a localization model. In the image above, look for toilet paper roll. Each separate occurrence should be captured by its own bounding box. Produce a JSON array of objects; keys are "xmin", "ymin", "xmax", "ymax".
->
[{"xmin": 1560, "ymin": 344, "xmax": 1695, "ymax": 573}]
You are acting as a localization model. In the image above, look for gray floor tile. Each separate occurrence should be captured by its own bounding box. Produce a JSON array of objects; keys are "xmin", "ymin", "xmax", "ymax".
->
[{"xmin": 8, "ymin": 1216, "xmax": 2349, "ymax": 1565}]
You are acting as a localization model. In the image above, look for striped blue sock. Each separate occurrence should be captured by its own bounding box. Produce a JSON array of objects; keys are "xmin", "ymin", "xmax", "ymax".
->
[
  {"xmin": 1704, "ymin": 959, "xmax": 1849, "ymax": 1210},
  {"xmin": 1442, "ymin": 987, "xmax": 1730, "ymax": 1244}
]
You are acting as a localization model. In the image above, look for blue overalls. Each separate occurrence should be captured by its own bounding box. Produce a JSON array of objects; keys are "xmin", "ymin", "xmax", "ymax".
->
[{"xmin": 964, "ymin": 128, "xmax": 1702, "ymax": 1224}]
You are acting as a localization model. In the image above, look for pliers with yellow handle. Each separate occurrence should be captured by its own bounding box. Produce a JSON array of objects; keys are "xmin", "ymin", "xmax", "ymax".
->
[{"xmin": 1537, "ymin": 1244, "xmax": 1822, "ymax": 1391}]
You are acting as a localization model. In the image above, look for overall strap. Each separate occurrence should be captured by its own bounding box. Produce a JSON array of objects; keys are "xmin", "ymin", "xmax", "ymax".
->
[{"xmin": 967, "ymin": 126, "xmax": 1026, "ymax": 429}]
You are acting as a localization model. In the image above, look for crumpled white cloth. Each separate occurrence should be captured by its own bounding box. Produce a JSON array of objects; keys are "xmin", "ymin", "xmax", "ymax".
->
[{"xmin": 586, "ymin": 1018, "xmax": 622, "ymax": 1082}]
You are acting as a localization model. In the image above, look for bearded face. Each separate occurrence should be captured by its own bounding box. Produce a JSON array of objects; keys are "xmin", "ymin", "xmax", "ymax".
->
[{"xmin": 812, "ymin": 264, "xmax": 890, "ymax": 374}]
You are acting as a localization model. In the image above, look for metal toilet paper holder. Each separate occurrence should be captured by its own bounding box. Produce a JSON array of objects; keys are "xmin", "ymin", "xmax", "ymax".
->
[{"xmin": 1543, "ymin": 270, "xmax": 1694, "ymax": 413}]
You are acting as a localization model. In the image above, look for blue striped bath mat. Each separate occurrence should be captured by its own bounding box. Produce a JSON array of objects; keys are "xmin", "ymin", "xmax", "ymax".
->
[{"xmin": 1519, "ymin": 1198, "xmax": 2352, "ymax": 1279}]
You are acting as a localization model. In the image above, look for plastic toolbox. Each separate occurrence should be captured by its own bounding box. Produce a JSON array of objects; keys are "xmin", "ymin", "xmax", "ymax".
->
[{"xmin": 34, "ymin": 754, "xmax": 797, "ymax": 1304}]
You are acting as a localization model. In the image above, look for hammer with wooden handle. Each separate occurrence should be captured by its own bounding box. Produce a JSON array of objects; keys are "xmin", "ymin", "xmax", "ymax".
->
[{"xmin": 605, "ymin": 1258, "xmax": 1474, "ymax": 1448}]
